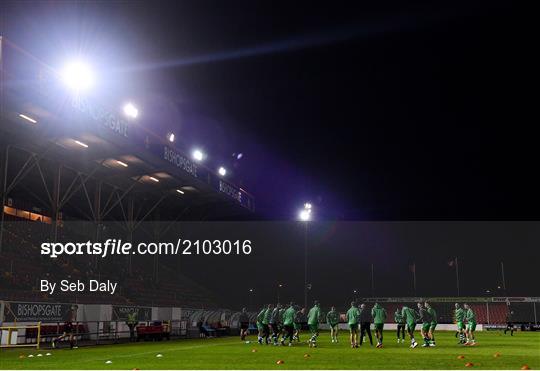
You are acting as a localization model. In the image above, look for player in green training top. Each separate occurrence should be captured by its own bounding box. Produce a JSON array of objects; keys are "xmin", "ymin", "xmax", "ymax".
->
[
  {"xmin": 256, "ymin": 306, "xmax": 266, "ymax": 344},
  {"xmin": 418, "ymin": 302, "xmax": 432, "ymax": 347},
  {"xmin": 261, "ymin": 304, "xmax": 273, "ymax": 345},
  {"xmin": 269, "ymin": 303, "xmax": 283, "ymax": 345},
  {"xmin": 372, "ymin": 303, "xmax": 387, "ymax": 348},
  {"xmin": 326, "ymin": 306, "xmax": 340, "ymax": 343},
  {"xmin": 281, "ymin": 302, "xmax": 296, "ymax": 346},
  {"xmin": 346, "ymin": 302, "xmax": 360, "ymax": 348},
  {"xmin": 278, "ymin": 305, "xmax": 286, "ymax": 344},
  {"xmin": 454, "ymin": 303, "xmax": 466, "ymax": 344},
  {"xmin": 464, "ymin": 303, "xmax": 477, "ymax": 345},
  {"xmin": 401, "ymin": 305, "xmax": 418, "ymax": 348},
  {"xmin": 394, "ymin": 308, "xmax": 406, "ymax": 343},
  {"xmin": 307, "ymin": 301, "xmax": 321, "ymax": 347},
  {"xmin": 293, "ymin": 307, "xmax": 305, "ymax": 342},
  {"xmin": 425, "ymin": 302, "xmax": 437, "ymax": 346}
]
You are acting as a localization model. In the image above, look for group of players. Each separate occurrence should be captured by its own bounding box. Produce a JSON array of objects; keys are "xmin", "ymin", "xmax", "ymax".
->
[{"xmin": 241, "ymin": 301, "xmax": 478, "ymax": 349}]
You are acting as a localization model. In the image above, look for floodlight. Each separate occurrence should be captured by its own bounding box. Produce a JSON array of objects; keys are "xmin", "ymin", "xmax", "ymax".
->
[
  {"xmin": 299, "ymin": 209, "xmax": 311, "ymax": 221},
  {"xmin": 304, "ymin": 202, "xmax": 312, "ymax": 210},
  {"xmin": 123, "ymin": 103, "xmax": 139, "ymax": 119},
  {"xmin": 149, "ymin": 176, "xmax": 159, "ymax": 183},
  {"xmin": 62, "ymin": 61, "xmax": 94, "ymax": 91},
  {"xmin": 74, "ymin": 140, "xmax": 89, "ymax": 148},
  {"xmin": 192, "ymin": 149, "xmax": 204, "ymax": 161},
  {"xmin": 218, "ymin": 166, "xmax": 227, "ymax": 176},
  {"xmin": 176, "ymin": 189, "xmax": 185, "ymax": 194},
  {"xmin": 18, "ymin": 113, "xmax": 37, "ymax": 124},
  {"xmin": 116, "ymin": 160, "xmax": 128, "ymax": 167},
  {"xmin": 167, "ymin": 132, "xmax": 175, "ymax": 142}
]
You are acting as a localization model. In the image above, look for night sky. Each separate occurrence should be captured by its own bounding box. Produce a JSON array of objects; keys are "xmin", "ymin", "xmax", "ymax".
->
[{"xmin": 1, "ymin": 1, "xmax": 536, "ymax": 306}]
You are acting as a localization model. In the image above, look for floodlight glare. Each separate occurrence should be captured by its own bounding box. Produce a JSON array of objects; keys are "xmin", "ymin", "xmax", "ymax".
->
[
  {"xmin": 149, "ymin": 176, "xmax": 159, "ymax": 183},
  {"xmin": 123, "ymin": 103, "xmax": 139, "ymax": 119},
  {"xmin": 304, "ymin": 202, "xmax": 312, "ymax": 210},
  {"xmin": 116, "ymin": 160, "xmax": 128, "ymax": 167},
  {"xmin": 18, "ymin": 113, "xmax": 37, "ymax": 124},
  {"xmin": 218, "ymin": 166, "xmax": 227, "ymax": 176},
  {"xmin": 192, "ymin": 149, "xmax": 204, "ymax": 161},
  {"xmin": 167, "ymin": 132, "xmax": 175, "ymax": 142},
  {"xmin": 299, "ymin": 209, "xmax": 311, "ymax": 221},
  {"xmin": 74, "ymin": 140, "xmax": 89, "ymax": 148},
  {"xmin": 62, "ymin": 61, "xmax": 94, "ymax": 91},
  {"xmin": 176, "ymin": 189, "xmax": 185, "ymax": 194}
]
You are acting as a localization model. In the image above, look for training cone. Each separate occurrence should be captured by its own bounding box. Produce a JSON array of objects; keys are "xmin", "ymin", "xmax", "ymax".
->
[
  {"xmin": 304, "ymin": 354, "xmax": 311, "ymax": 358},
  {"xmin": 19, "ymin": 355, "xmax": 24, "ymax": 359},
  {"xmin": 276, "ymin": 360, "xmax": 284, "ymax": 365},
  {"xmin": 457, "ymin": 355, "xmax": 465, "ymax": 359},
  {"xmin": 521, "ymin": 365, "xmax": 530, "ymax": 370},
  {"xmin": 28, "ymin": 355, "xmax": 34, "ymax": 358},
  {"xmin": 46, "ymin": 353, "xmax": 52, "ymax": 356},
  {"xmin": 494, "ymin": 352, "xmax": 501, "ymax": 358},
  {"xmin": 37, "ymin": 354, "xmax": 42, "ymax": 357},
  {"xmin": 251, "ymin": 349, "xmax": 257, "ymax": 353},
  {"xmin": 105, "ymin": 360, "xmax": 112, "ymax": 364},
  {"xmin": 465, "ymin": 362, "xmax": 474, "ymax": 367},
  {"xmin": 156, "ymin": 354, "xmax": 163, "ymax": 358}
]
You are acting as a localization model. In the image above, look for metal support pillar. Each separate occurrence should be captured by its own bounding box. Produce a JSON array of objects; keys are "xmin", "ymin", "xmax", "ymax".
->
[
  {"xmin": 0, "ymin": 145, "xmax": 8, "ymax": 253},
  {"xmin": 127, "ymin": 197, "xmax": 134, "ymax": 275},
  {"xmin": 51, "ymin": 164, "xmax": 61, "ymax": 243}
]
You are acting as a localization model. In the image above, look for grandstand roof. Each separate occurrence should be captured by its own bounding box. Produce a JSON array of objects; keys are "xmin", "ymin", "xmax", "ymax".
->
[{"xmin": 0, "ymin": 37, "xmax": 254, "ymax": 221}]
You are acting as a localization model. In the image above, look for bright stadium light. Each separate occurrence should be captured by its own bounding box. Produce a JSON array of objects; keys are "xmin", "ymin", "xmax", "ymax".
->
[
  {"xmin": 299, "ymin": 209, "xmax": 311, "ymax": 221},
  {"xmin": 18, "ymin": 113, "xmax": 37, "ymax": 124},
  {"xmin": 218, "ymin": 166, "xmax": 227, "ymax": 176},
  {"xmin": 62, "ymin": 61, "xmax": 94, "ymax": 92},
  {"xmin": 298, "ymin": 202, "xmax": 313, "ymax": 221},
  {"xmin": 74, "ymin": 139, "xmax": 89, "ymax": 148},
  {"xmin": 167, "ymin": 132, "xmax": 175, "ymax": 142},
  {"xmin": 116, "ymin": 160, "xmax": 128, "ymax": 167},
  {"xmin": 149, "ymin": 176, "xmax": 159, "ymax": 183},
  {"xmin": 192, "ymin": 149, "xmax": 205, "ymax": 162},
  {"xmin": 176, "ymin": 189, "xmax": 185, "ymax": 194},
  {"xmin": 123, "ymin": 103, "xmax": 139, "ymax": 119}
]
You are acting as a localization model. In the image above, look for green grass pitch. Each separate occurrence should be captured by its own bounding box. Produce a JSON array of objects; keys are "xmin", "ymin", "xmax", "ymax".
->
[{"xmin": 1, "ymin": 331, "xmax": 539, "ymax": 369}]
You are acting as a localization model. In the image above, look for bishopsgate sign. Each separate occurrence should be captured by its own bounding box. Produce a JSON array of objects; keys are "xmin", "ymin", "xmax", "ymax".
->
[
  {"xmin": 70, "ymin": 96, "xmax": 129, "ymax": 138},
  {"xmin": 4, "ymin": 301, "xmax": 75, "ymax": 322},
  {"xmin": 219, "ymin": 180, "xmax": 242, "ymax": 203},
  {"xmin": 163, "ymin": 145, "xmax": 198, "ymax": 177}
]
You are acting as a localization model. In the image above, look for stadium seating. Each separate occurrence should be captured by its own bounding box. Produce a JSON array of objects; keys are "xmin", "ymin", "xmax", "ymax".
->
[{"xmin": 0, "ymin": 217, "xmax": 216, "ymax": 308}]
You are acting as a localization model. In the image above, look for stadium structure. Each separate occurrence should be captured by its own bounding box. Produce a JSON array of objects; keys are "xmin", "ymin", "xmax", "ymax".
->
[
  {"xmin": 0, "ymin": 37, "xmax": 258, "ymax": 346},
  {"xmin": 0, "ymin": 37, "xmax": 538, "ymax": 352}
]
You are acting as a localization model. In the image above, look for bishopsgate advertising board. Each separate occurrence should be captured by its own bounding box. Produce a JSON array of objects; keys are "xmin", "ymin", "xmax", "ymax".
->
[
  {"xmin": 112, "ymin": 305, "xmax": 152, "ymax": 321},
  {"xmin": 3, "ymin": 302, "xmax": 75, "ymax": 322}
]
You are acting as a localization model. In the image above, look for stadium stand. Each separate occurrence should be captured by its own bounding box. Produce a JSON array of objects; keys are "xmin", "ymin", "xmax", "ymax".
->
[{"xmin": 0, "ymin": 215, "xmax": 215, "ymax": 308}]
